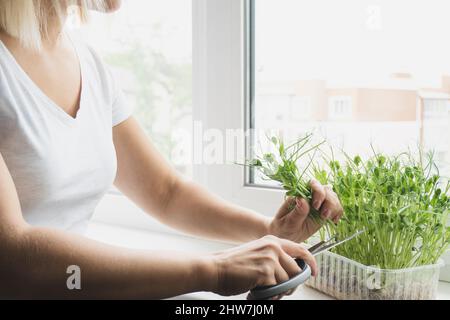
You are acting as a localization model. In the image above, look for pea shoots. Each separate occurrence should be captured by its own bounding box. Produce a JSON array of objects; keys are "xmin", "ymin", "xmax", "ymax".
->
[
  {"xmin": 314, "ymin": 149, "xmax": 450, "ymax": 269},
  {"xmin": 247, "ymin": 133, "xmax": 328, "ymax": 224},
  {"xmin": 246, "ymin": 134, "xmax": 450, "ymax": 269}
]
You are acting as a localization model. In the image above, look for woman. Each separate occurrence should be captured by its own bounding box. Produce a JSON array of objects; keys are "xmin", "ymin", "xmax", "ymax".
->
[{"xmin": 0, "ymin": 0, "xmax": 343, "ymax": 299}]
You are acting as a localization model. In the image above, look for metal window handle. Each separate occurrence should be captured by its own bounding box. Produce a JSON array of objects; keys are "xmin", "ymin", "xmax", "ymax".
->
[{"xmin": 248, "ymin": 259, "xmax": 312, "ymax": 300}]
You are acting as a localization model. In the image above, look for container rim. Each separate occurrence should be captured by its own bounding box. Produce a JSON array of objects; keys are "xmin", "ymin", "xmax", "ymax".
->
[{"xmin": 320, "ymin": 250, "xmax": 445, "ymax": 273}]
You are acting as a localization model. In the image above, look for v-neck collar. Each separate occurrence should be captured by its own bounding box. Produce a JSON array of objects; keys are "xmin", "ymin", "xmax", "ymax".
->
[{"xmin": 0, "ymin": 34, "xmax": 86, "ymax": 126}]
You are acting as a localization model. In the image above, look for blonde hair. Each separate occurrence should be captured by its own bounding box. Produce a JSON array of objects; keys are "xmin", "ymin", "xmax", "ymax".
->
[{"xmin": 0, "ymin": 0, "xmax": 106, "ymax": 50}]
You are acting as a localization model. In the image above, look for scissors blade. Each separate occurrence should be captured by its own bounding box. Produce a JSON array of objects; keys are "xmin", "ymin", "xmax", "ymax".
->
[
  {"xmin": 310, "ymin": 229, "xmax": 366, "ymax": 256},
  {"xmin": 307, "ymin": 240, "xmax": 325, "ymax": 253}
]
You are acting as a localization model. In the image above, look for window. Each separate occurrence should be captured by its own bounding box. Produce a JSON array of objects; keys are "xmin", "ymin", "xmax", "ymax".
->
[
  {"xmin": 67, "ymin": 1, "xmax": 192, "ymax": 231},
  {"xmin": 422, "ymin": 98, "xmax": 450, "ymax": 171},
  {"xmin": 249, "ymin": 0, "xmax": 450, "ymax": 186},
  {"xmin": 79, "ymin": 1, "xmax": 449, "ymax": 222},
  {"xmin": 423, "ymin": 99, "xmax": 449, "ymax": 120},
  {"xmin": 328, "ymin": 96, "xmax": 352, "ymax": 120},
  {"xmin": 71, "ymin": 0, "xmax": 193, "ymax": 177}
]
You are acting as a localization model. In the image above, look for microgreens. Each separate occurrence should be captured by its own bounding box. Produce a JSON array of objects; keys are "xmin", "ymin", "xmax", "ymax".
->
[
  {"xmin": 314, "ymin": 148, "xmax": 450, "ymax": 269},
  {"xmin": 245, "ymin": 134, "xmax": 450, "ymax": 269},
  {"xmin": 246, "ymin": 133, "xmax": 329, "ymax": 224}
]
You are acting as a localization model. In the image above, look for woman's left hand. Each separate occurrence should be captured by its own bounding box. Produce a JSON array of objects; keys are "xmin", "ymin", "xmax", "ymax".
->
[{"xmin": 268, "ymin": 179, "xmax": 344, "ymax": 243}]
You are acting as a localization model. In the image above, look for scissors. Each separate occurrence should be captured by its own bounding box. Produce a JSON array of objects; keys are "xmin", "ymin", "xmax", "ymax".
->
[{"xmin": 249, "ymin": 229, "xmax": 366, "ymax": 300}]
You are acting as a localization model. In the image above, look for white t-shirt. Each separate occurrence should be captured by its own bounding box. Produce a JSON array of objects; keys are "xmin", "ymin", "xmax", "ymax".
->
[{"xmin": 0, "ymin": 36, "xmax": 131, "ymax": 234}]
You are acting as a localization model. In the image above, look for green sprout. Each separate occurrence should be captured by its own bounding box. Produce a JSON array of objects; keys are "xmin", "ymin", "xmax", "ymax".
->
[
  {"xmin": 314, "ymin": 148, "xmax": 450, "ymax": 269},
  {"xmin": 244, "ymin": 134, "xmax": 450, "ymax": 269},
  {"xmin": 245, "ymin": 133, "xmax": 330, "ymax": 225}
]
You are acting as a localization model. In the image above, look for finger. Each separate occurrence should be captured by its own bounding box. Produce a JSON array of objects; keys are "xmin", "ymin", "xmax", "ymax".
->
[
  {"xmin": 332, "ymin": 204, "xmax": 344, "ymax": 223},
  {"xmin": 320, "ymin": 196, "xmax": 341, "ymax": 221},
  {"xmin": 275, "ymin": 197, "xmax": 297, "ymax": 219},
  {"xmin": 286, "ymin": 287, "xmax": 298, "ymax": 296},
  {"xmin": 256, "ymin": 263, "xmax": 277, "ymax": 287},
  {"xmin": 279, "ymin": 239, "xmax": 318, "ymax": 276},
  {"xmin": 310, "ymin": 179, "xmax": 326, "ymax": 210},
  {"xmin": 277, "ymin": 289, "xmax": 293, "ymax": 300},
  {"xmin": 278, "ymin": 250, "xmax": 302, "ymax": 278},
  {"xmin": 319, "ymin": 186, "xmax": 337, "ymax": 220},
  {"xmin": 291, "ymin": 197, "xmax": 310, "ymax": 224},
  {"xmin": 274, "ymin": 264, "xmax": 290, "ymax": 284}
]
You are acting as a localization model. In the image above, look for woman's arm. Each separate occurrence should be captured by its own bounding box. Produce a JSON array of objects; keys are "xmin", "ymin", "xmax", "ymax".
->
[
  {"xmin": 0, "ymin": 154, "xmax": 317, "ymax": 299},
  {"xmin": 113, "ymin": 117, "xmax": 270, "ymax": 243},
  {"xmin": 0, "ymin": 149, "xmax": 317, "ymax": 299},
  {"xmin": 0, "ymin": 152, "xmax": 213, "ymax": 299},
  {"xmin": 113, "ymin": 117, "xmax": 343, "ymax": 244}
]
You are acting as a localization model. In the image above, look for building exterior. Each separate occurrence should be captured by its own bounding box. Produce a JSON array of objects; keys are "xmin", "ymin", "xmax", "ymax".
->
[{"xmin": 255, "ymin": 75, "xmax": 450, "ymax": 173}]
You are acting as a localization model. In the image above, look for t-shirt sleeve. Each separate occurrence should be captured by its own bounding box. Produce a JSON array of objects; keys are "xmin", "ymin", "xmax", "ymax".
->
[
  {"xmin": 103, "ymin": 55, "xmax": 132, "ymax": 127},
  {"xmin": 111, "ymin": 86, "xmax": 132, "ymax": 127},
  {"xmin": 74, "ymin": 38, "xmax": 133, "ymax": 127}
]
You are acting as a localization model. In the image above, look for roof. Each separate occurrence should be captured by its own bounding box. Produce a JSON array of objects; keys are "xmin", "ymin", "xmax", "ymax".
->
[{"xmin": 418, "ymin": 91, "xmax": 450, "ymax": 100}]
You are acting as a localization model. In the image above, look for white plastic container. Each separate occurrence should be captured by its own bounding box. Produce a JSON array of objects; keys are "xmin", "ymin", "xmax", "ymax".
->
[
  {"xmin": 307, "ymin": 251, "xmax": 443, "ymax": 300},
  {"xmin": 439, "ymin": 250, "xmax": 450, "ymax": 282}
]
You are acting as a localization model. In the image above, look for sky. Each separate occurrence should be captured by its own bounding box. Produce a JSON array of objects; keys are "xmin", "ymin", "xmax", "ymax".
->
[
  {"xmin": 255, "ymin": 0, "xmax": 450, "ymax": 88},
  {"xmin": 70, "ymin": 0, "xmax": 450, "ymax": 88}
]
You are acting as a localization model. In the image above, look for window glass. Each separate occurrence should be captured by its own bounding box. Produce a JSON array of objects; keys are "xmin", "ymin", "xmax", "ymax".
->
[
  {"xmin": 70, "ymin": 0, "xmax": 192, "ymax": 176},
  {"xmin": 251, "ymin": 0, "xmax": 450, "ymax": 184}
]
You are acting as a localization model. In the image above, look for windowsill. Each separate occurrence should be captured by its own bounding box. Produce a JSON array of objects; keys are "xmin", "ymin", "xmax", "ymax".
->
[{"xmin": 85, "ymin": 221, "xmax": 450, "ymax": 300}]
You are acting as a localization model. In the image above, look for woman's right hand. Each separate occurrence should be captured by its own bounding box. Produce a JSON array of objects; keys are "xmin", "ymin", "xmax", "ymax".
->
[{"xmin": 207, "ymin": 235, "xmax": 317, "ymax": 298}]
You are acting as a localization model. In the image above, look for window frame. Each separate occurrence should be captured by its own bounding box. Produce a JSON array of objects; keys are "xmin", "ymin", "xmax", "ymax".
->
[
  {"xmin": 92, "ymin": 0, "xmax": 281, "ymax": 233},
  {"xmin": 90, "ymin": 1, "xmax": 450, "ymax": 282},
  {"xmin": 92, "ymin": 0, "xmax": 450, "ymax": 224},
  {"xmin": 195, "ymin": 0, "xmax": 449, "ymax": 280},
  {"xmin": 190, "ymin": 0, "xmax": 284, "ymax": 216}
]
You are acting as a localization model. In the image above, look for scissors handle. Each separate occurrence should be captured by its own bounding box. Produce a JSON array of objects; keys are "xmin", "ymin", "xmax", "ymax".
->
[
  {"xmin": 249, "ymin": 230, "xmax": 365, "ymax": 300},
  {"xmin": 249, "ymin": 259, "xmax": 311, "ymax": 300}
]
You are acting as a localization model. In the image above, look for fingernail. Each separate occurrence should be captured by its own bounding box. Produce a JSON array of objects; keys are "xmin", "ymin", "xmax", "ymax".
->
[
  {"xmin": 296, "ymin": 198, "xmax": 303, "ymax": 208},
  {"xmin": 313, "ymin": 201, "xmax": 320, "ymax": 210},
  {"xmin": 323, "ymin": 209, "xmax": 331, "ymax": 218}
]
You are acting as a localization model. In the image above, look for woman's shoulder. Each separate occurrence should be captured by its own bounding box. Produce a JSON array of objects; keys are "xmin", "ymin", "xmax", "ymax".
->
[
  {"xmin": 0, "ymin": 46, "xmax": 13, "ymax": 101},
  {"xmin": 0, "ymin": 41, "xmax": 11, "ymax": 84},
  {"xmin": 0, "ymin": 58, "xmax": 17, "ymax": 123},
  {"xmin": 69, "ymin": 34, "xmax": 109, "ymax": 75},
  {"xmin": 68, "ymin": 33, "xmax": 118, "ymax": 99}
]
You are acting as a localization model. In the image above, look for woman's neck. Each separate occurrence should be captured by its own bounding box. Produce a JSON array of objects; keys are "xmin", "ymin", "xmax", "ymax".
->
[{"xmin": 41, "ymin": 13, "xmax": 68, "ymax": 50}]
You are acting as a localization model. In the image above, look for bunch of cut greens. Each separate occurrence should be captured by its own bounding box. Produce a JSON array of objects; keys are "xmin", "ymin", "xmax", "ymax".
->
[
  {"xmin": 246, "ymin": 134, "xmax": 328, "ymax": 224},
  {"xmin": 313, "ymin": 149, "xmax": 450, "ymax": 269}
]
